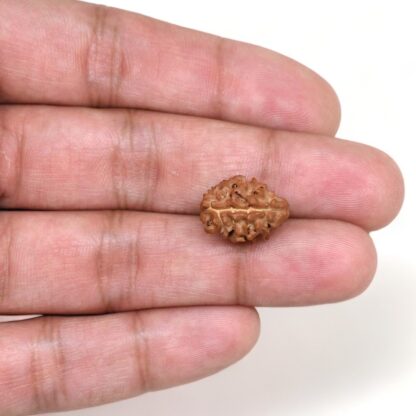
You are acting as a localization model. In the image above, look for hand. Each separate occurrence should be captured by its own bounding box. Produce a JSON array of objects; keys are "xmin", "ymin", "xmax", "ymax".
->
[{"xmin": 0, "ymin": 1, "xmax": 404, "ymax": 415}]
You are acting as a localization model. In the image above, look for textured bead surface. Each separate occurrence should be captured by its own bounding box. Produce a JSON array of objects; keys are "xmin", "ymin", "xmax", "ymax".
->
[{"xmin": 200, "ymin": 175, "xmax": 289, "ymax": 243}]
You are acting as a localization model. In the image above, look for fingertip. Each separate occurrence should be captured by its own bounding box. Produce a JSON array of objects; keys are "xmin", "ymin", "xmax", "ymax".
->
[
  {"xmin": 277, "ymin": 56, "xmax": 342, "ymax": 136},
  {"xmin": 147, "ymin": 306, "xmax": 260, "ymax": 391},
  {"xmin": 301, "ymin": 137, "xmax": 405, "ymax": 231},
  {"xmin": 371, "ymin": 151, "xmax": 404, "ymax": 230},
  {"xmin": 201, "ymin": 307, "xmax": 260, "ymax": 365},
  {"xmin": 355, "ymin": 146, "xmax": 405, "ymax": 231},
  {"xmin": 219, "ymin": 43, "xmax": 342, "ymax": 135},
  {"xmin": 224, "ymin": 306, "xmax": 261, "ymax": 358},
  {"xmin": 338, "ymin": 224, "xmax": 378, "ymax": 301},
  {"xmin": 312, "ymin": 74, "xmax": 342, "ymax": 136},
  {"xmin": 317, "ymin": 222, "xmax": 378, "ymax": 303},
  {"xmin": 288, "ymin": 63, "xmax": 342, "ymax": 136}
]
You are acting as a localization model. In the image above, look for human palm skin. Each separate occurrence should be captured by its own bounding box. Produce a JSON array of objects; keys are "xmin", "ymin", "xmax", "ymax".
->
[{"xmin": 0, "ymin": 1, "xmax": 404, "ymax": 415}]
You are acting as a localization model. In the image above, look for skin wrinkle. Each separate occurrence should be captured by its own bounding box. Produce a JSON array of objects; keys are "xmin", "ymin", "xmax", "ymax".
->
[
  {"xmin": 0, "ymin": 73, "xmax": 8, "ymax": 103},
  {"xmin": 110, "ymin": 124, "xmax": 123, "ymax": 209},
  {"xmin": 0, "ymin": 109, "xmax": 7, "ymax": 202},
  {"xmin": 258, "ymin": 129, "xmax": 276, "ymax": 184},
  {"xmin": 96, "ymin": 211, "xmax": 142, "ymax": 312},
  {"xmin": 233, "ymin": 252, "xmax": 247, "ymax": 305},
  {"xmin": 142, "ymin": 117, "xmax": 162, "ymax": 212},
  {"xmin": 94, "ymin": 211, "xmax": 116, "ymax": 312},
  {"xmin": 0, "ymin": 216, "xmax": 13, "ymax": 307},
  {"xmin": 212, "ymin": 36, "xmax": 227, "ymax": 120},
  {"xmin": 264, "ymin": 131, "xmax": 288, "ymax": 199},
  {"xmin": 13, "ymin": 111, "xmax": 28, "ymax": 205},
  {"xmin": 130, "ymin": 312, "xmax": 152, "ymax": 393},
  {"xmin": 0, "ymin": 108, "xmax": 38, "ymax": 206},
  {"xmin": 136, "ymin": 215, "xmax": 170, "ymax": 308},
  {"xmin": 123, "ymin": 109, "xmax": 136, "ymax": 208},
  {"xmin": 152, "ymin": 40, "xmax": 163, "ymax": 95},
  {"xmin": 124, "ymin": 214, "xmax": 141, "ymax": 310},
  {"xmin": 44, "ymin": 318, "xmax": 69, "ymax": 410},
  {"xmin": 85, "ymin": 4, "xmax": 105, "ymax": 106},
  {"xmin": 107, "ymin": 13, "xmax": 126, "ymax": 107},
  {"xmin": 106, "ymin": 210, "xmax": 130, "ymax": 311},
  {"xmin": 156, "ymin": 215, "xmax": 176, "ymax": 304},
  {"xmin": 86, "ymin": 4, "xmax": 125, "ymax": 107},
  {"xmin": 30, "ymin": 317, "xmax": 69, "ymax": 413},
  {"xmin": 113, "ymin": 109, "xmax": 142, "ymax": 210},
  {"xmin": 111, "ymin": 111, "xmax": 133, "ymax": 209},
  {"xmin": 29, "ymin": 336, "xmax": 42, "ymax": 414}
]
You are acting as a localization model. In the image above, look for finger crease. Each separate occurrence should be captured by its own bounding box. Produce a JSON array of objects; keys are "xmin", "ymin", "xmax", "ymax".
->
[
  {"xmin": 95, "ymin": 211, "xmax": 121, "ymax": 312},
  {"xmin": 258, "ymin": 129, "xmax": 277, "ymax": 183},
  {"xmin": 111, "ymin": 111, "xmax": 134, "ymax": 209},
  {"xmin": 233, "ymin": 253, "xmax": 247, "ymax": 305},
  {"xmin": 142, "ymin": 119, "xmax": 161, "ymax": 211},
  {"xmin": 30, "ymin": 318, "xmax": 69, "ymax": 412},
  {"xmin": 86, "ymin": 5, "xmax": 126, "ymax": 107},
  {"xmin": 0, "ymin": 217, "xmax": 13, "ymax": 307},
  {"xmin": 212, "ymin": 37, "xmax": 227, "ymax": 120},
  {"xmin": 124, "ymin": 216, "xmax": 142, "ymax": 309},
  {"xmin": 0, "ymin": 109, "xmax": 11, "ymax": 203},
  {"xmin": 10, "ymin": 113, "xmax": 29, "ymax": 204},
  {"xmin": 130, "ymin": 313, "xmax": 152, "ymax": 393}
]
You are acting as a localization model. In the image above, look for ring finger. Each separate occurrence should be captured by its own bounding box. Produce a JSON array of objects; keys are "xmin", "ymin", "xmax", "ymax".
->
[{"xmin": 0, "ymin": 210, "xmax": 376, "ymax": 314}]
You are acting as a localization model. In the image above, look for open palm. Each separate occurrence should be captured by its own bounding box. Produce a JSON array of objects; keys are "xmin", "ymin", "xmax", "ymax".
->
[{"xmin": 0, "ymin": 1, "xmax": 404, "ymax": 415}]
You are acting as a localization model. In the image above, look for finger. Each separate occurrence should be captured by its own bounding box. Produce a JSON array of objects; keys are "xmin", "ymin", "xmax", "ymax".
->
[
  {"xmin": 0, "ymin": 0, "xmax": 340, "ymax": 135},
  {"xmin": 0, "ymin": 211, "xmax": 376, "ymax": 315},
  {"xmin": 0, "ymin": 106, "xmax": 403, "ymax": 230},
  {"xmin": 0, "ymin": 307, "xmax": 259, "ymax": 415}
]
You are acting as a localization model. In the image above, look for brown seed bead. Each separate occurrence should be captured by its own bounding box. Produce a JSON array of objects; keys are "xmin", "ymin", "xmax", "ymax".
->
[{"xmin": 200, "ymin": 175, "xmax": 289, "ymax": 243}]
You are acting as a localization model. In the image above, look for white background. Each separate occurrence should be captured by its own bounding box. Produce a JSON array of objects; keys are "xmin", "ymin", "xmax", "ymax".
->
[{"xmin": 44, "ymin": 0, "xmax": 415, "ymax": 415}]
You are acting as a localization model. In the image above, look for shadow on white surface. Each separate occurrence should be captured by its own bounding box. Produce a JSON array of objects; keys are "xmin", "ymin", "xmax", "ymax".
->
[{"xmin": 48, "ymin": 258, "xmax": 415, "ymax": 416}]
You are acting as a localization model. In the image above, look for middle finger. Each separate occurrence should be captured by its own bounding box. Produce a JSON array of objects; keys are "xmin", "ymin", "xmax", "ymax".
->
[{"xmin": 0, "ymin": 105, "xmax": 403, "ymax": 230}]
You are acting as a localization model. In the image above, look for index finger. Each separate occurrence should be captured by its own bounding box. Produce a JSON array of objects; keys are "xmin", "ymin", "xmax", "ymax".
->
[{"xmin": 0, "ymin": 0, "xmax": 340, "ymax": 135}]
